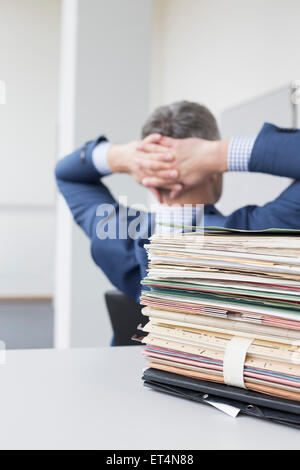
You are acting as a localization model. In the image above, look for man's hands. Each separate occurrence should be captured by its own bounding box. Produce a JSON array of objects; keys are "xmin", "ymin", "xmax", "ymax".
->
[
  {"xmin": 107, "ymin": 133, "xmax": 229, "ymax": 202},
  {"xmin": 138, "ymin": 135, "xmax": 229, "ymax": 199},
  {"xmin": 107, "ymin": 135, "xmax": 183, "ymax": 202}
]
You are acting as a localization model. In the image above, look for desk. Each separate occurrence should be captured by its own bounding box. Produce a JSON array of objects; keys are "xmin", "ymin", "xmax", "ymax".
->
[{"xmin": 0, "ymin": 346, "xmax": 299, "ymax": 450}]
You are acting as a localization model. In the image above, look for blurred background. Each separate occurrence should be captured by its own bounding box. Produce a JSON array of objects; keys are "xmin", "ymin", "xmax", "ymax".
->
[{"xmin": 0, "ymin": 0, "xmax": 299, "ymax": 350}]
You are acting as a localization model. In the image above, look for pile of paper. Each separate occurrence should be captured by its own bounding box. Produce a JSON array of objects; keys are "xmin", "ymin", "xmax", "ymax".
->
[{"xmin": 139, "ymin": 231, "xmax": 300, "ymax": 426}]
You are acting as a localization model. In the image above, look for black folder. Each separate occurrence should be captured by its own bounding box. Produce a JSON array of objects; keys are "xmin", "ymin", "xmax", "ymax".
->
[{"xmin": 143, "ymin": 368, "xmax": 300, "ymax": 428}]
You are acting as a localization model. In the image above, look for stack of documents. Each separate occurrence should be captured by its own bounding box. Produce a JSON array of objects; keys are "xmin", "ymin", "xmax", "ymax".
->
[{"xmin": 139, "ymin": 231, "xmax": 300, "ymax": 426}]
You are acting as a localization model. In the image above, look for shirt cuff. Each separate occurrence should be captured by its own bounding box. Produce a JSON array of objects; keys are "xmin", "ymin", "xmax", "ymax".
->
[
  {"xmin": 92, "ymin": 141, "xmax": 112, "ymax": 175},
  {"xmin": 228, "ymin": 136, "xmax": 257, "ymax": 171},
  {"xmin": 154, "ymin": 204, "xmax": 204, "ymax": 234}
]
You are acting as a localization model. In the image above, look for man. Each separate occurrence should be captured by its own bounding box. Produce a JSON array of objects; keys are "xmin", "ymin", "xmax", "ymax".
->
[
  {"xmin": 55, "ymin": 101, "xmax": 222, "ymax": 303},
  {"xmin": 55, "ymin": 101, "xmax": 300, "ymax": 303},
  {"xmin": 139, "ymin": 122, "xmax": 300, "ymax": 230}
]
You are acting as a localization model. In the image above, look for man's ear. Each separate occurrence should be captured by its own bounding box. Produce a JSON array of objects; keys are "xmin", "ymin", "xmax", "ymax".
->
[{"xmin": 209, "ymin": 173, "xmax": 218, "ymax": 183}]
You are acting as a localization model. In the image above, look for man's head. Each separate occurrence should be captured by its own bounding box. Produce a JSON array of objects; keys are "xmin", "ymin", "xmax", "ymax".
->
[{"xmin": 141, "ymin": 100, "xmax": 222, "ymax": 205}]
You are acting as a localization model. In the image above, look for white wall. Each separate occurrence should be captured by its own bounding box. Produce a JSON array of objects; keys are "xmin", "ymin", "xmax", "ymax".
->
[
  {"xmin": 0, "ymin": 0, "xmax": 61, "ymax": 296},
  {"xmin": 55, "ymin": 0, "xmax": 153, "ymax": 348},
  {"xmin": 152, "ymin": 0, "xmax": 300, "ymax": 213},
  {"xmin": 0, "ymin": 208, "xmax": 55, "ymax": 296},
  {"xmin": 153, "ymin": 0, "xmax": 300, "ymax": 116}
]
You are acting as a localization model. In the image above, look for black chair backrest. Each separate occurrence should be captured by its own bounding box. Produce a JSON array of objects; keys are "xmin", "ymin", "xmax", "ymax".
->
[{"xmin": 105, "ymin": 289, "xmax": 145, "ymax": 346}]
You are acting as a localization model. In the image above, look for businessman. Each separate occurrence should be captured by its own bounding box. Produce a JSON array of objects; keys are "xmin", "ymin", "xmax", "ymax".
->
[
  {"xmin": 139, "ymin": 122, "xmax": 300, "ymax": 230},
  {"xmin": 55, "ymin": 101, "xmax": 300, "ymax": 303}
]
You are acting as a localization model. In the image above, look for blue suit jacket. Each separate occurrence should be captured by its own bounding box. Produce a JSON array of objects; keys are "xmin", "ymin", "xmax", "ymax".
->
[{"xmin": 55, "ymin": 123, "xmax": 300, "ymax": 302}]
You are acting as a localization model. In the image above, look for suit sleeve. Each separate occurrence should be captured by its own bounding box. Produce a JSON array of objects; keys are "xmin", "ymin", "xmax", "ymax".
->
[
  {"xmin": 225, "ymin": 123, "xmax": 300, "ymax": 230},
  {"xmin": 249, "ymin": 123, "xmax": 300, "ymax": 178},
  {"xmin": 55, "ymin": 136, "xmax": 149, "ymax": 301},
  {"xmin": 225, "ymin": 181, "xmax": 300, "ymax": 229}
]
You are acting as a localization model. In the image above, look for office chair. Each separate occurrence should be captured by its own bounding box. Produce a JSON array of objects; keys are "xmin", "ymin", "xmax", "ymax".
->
[{"xmin": 105, "ymin": 289, "xmax": 147, "ymax": 346}]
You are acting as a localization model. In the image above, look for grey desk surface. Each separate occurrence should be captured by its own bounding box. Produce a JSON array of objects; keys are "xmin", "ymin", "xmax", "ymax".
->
[{"xmin": 0, "ymin": 346, "xmax": 299, "ymax": 450}]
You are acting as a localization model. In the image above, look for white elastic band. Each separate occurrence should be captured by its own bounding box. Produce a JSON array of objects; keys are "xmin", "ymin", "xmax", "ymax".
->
[{"xmin": 223, "ymin": 336, "xmax": 254, "ymax": 388}]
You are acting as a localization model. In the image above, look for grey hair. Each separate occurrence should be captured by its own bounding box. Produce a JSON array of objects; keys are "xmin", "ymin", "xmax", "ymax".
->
[{"xmin": 141, "ymin": 100, "xmax": 220, "ymax": 141}]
